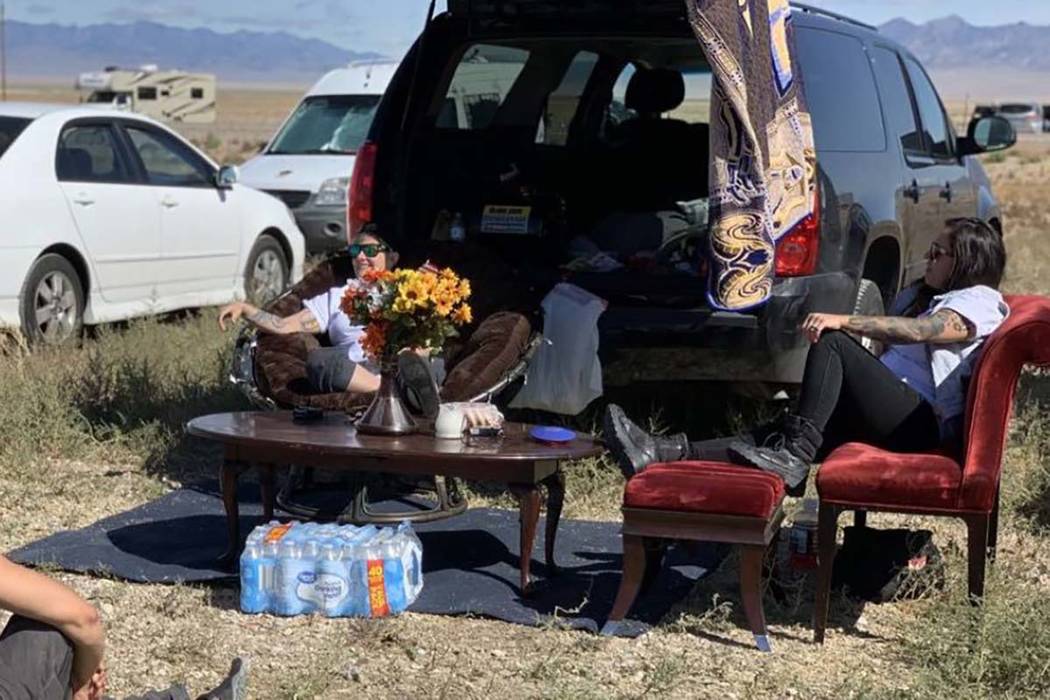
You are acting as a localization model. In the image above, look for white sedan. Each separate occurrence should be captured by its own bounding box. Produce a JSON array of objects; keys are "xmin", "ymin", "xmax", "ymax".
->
[{"xmin": 0, "ymin": 103, "xmax": 305, "ymax": 344}]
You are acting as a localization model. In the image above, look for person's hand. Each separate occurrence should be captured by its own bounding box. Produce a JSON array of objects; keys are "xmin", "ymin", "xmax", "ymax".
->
[
  {"xmin": 88, "ymin": 662, "xmax": 108, "ymax": 700},
  {"xmin": 72, "ymin": 661, "xmax": 107, "ymax": 700},
  {"xmin": 800, "ymin": 313, "xmax": 848, "ymax": 343},
  {"xmin": 218, "ymin": 302, "xmax": 248, "ymax": 331}
]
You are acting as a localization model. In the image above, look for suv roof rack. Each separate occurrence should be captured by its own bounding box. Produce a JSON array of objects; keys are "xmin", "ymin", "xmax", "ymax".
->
[{"xmin": 791, "ymin": 3, "xmax": 877, "ymax": 32}]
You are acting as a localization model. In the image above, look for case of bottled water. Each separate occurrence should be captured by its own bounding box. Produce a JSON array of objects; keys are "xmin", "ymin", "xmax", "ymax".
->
[{"xmin": 239, "ymin": 520, "xmax": 423, "ymax": 617}]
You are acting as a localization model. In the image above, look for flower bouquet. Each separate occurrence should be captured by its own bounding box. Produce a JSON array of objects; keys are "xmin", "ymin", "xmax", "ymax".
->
[{"xmin": 340, "ymin": 266, "xmax": 472, "ymax": 434}]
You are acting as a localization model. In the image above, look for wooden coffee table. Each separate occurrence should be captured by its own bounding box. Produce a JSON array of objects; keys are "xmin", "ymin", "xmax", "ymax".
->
[{"xmin": 186, "ymin": 411, "xmax": 604, "ymax": 593}]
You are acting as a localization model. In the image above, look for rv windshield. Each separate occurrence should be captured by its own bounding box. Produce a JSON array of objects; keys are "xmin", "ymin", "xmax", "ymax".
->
[
  {"xmin": 268, "ymin": 95, "xmax": 381, "ymax": 155},
  {"xmin": 0, "ymin": 117, "xmax": 32, "ymax": 160}
]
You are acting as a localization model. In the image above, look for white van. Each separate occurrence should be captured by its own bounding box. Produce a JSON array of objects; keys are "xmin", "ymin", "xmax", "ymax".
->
[{"xmin": 239, "ymin": 59, "xmax": 398, "ymax": 253}]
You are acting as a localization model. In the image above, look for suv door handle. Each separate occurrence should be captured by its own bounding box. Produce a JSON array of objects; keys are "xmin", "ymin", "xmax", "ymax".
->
[
  {"xmin": 939, "ymin": 182, "xmax": 953, "ymax": 202},
  {"xmin": 904, "ymin": 180, "xmax": 921, "ymax": 203},
  {"xmin": 72, "ymin": 194, "xmax": 95, "ymax": 206},
  {"xmin": 161, "ymin": 196, "xmax": 179, "ymax": 208}
]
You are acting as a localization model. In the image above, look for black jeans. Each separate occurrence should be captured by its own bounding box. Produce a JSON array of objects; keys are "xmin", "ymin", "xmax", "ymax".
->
[
  {"xmin": 0, "ymin": 616, "xmax": 190, "ymax": 700},
  {"xmin": 688, "ymin": 331, "xmax": 941, "ymax": 460}
]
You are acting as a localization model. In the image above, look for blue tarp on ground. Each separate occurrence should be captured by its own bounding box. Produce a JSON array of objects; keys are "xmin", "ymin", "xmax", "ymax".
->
[{"xmin": 7, "ymin": 482, "xmax": 726, "ymax": 636}]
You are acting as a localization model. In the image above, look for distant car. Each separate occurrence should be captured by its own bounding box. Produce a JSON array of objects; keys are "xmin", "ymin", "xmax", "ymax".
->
[
  {"xmin": 971, "ymin": 104, "xmax": 997, "ymax": 120},
  {"xmin": 996, "ymin": 102, "xmax": 1043, "ymax": 134},
  {"xmin": 0, "ymin": 103, "xmax": 305, "ymax": 345},
  {"xmin": 238, "ymin": 59, "xmax": 399, "ymax": 254}
]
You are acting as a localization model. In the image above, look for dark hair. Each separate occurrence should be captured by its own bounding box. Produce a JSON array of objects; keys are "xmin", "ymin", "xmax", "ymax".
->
[
  {"xmin": 353, "ymin": 224, "xmax": 394, "ymax": 252},
  {"xmin": 944, "ymin": 218, "xmax": 1006, "ymax": 291}
]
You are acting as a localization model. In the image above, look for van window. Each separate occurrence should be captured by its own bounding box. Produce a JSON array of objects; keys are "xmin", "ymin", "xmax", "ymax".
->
[
  {"xmin": 903, "ymin": 57, "xmax": 952, "ymax": 159},
  {"xmin": 191, "ymin": 88, "xmax": 205, "ymax": 99},
  {"xmin": 536, "ymin": 51, "xmax": 598, "ymax": 146},
  {"xmin": 794, "ymin": 27, "xmax": 885, "ymax": 152},
  {"xmin": 137, "ymin": 87, "xmax": 157, "ymax": 100},
  {"xmin": 438, "ymin": 44, "xmax": 530, "ymax": 130},
  {"xmin": 268, "ymin": 95, "xmax": 382, "ymax": 155},
  {"xmin": 871, "ymin": 46, "xmax": 924, "ymax": 157}
]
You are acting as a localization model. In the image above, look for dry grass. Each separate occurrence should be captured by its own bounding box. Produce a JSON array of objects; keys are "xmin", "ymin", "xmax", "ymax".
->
[{"xmin": 2, "ymin": 87, "xmax": 1050, "ymax": 699}]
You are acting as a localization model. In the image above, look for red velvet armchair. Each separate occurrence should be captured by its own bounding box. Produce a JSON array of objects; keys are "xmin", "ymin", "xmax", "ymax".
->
[{"xmin": 814, "ymin": 295, "xmax": 1050, "ymax": 643}]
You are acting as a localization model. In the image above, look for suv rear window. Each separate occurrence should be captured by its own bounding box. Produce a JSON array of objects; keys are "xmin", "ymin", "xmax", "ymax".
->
[
  {"xmin": 0, "ymin": 117, "xmax": 31, "ymax": 160},
  {"xmin": 794, "ymin": 27, "xmax": 885, "ymax": 152},
  {"xmin": 437, "ymin": 44, "xmax": 529, "ymax": 130},
  {"xmin": 999, "ymin": 103, "xmax": 1038, "ymax": 115}
]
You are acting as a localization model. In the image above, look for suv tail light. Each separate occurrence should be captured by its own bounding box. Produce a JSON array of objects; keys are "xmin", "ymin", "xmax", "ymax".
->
[
  {"xmin": 774, "ymin": 187, "xmax": 821, "ymax": 277},
  {"xmin": 347, "ymin": 141, "xmax": 377, "ymax": 236}
]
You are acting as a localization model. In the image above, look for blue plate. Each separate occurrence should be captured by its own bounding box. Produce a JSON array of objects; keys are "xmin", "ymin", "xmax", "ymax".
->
[{"xmin": 529, "ymin": 426, "xmax": 576, "ymax": 444}]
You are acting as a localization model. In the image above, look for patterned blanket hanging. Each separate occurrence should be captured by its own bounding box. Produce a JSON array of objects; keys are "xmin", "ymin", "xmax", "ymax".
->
[{"xmin": 686, "ymin": 0, "xmax": 817, "ymax": 311}]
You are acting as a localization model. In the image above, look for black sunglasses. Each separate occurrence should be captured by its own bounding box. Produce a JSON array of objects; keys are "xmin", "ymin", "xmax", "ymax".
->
[{"xmin": 348, "ymin": 243, "xmax": 389, "ymax": 258}]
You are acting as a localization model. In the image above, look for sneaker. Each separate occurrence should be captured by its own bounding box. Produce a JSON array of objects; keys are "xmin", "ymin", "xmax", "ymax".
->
[
  {"xmin": 397, "ymin": 352, "xmax": 441, "ymax": 419},
  {"xmin": 727, "ymin": 435, "xmax": 810, "ymax": 496},
  {"xmin": 197, "ymin": 658, "xmax": 248, "ymax": 700},
  {"xmin": 602, "ymin": 404, "xmax": 688, "ymax": 480}
]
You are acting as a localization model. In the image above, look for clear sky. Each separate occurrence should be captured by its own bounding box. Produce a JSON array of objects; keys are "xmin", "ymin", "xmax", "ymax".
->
[{"xmin": 4, "ymin": 1, "xmax": 1050, "ymax": 56}]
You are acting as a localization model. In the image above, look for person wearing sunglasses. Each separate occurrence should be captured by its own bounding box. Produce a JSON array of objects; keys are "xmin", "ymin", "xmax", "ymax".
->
[
  {"xmin": 218, "ymin": 225, "xmax": 440, "ymax": 414},
  {"xmin": 605, "ymin": 217, "xmax": 1009, "ymax": 494}
]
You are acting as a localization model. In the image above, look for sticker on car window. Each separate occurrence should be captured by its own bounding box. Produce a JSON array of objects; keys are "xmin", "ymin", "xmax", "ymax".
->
[{"xmin": 480, "ymin": 205, "xmax": 532, "ymax": 235}]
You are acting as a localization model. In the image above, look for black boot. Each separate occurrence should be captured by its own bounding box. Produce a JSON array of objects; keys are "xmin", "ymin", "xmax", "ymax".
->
[
  {"xmin": 727, "ymin": 415, "xmax": 822, "ymax": 496},
  {"xmin": 196, "ymin": 658, "xmax": 248, "ymax": 700},
  {"xmin": 397, "ymin": 352, "xmax": 441, "ymax": 419},
  {"xmin": 603, "ymin": 404, "xmax": 690, "ymax": 479}
]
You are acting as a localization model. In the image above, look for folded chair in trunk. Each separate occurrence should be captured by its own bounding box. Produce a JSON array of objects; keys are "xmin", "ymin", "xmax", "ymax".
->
[{"xmin": 228, "ymin": 252, "xmax": 537, "ymax": 524}]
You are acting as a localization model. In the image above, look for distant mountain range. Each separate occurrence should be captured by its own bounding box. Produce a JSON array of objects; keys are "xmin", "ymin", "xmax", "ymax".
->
[
  {"xmin": 3, "ymin": 20, "xmax": 384, "ymax": 84},
  {"xmin": 879, "ymin": 15, "xmax": 1050, "ymax": 72},
  {"xmin": 2, "ymin": 15, "xmax": 1049, "ymax": 96}
]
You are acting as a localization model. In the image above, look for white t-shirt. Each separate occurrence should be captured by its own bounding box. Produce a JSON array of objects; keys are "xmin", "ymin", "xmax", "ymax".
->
[
  {"xmin": 880, "ymin": 284, "xmax": 1009, "ymax": 432},
  {"xmin": 302, "ymin": 283, "xmax": 367, "ymax": 363}
]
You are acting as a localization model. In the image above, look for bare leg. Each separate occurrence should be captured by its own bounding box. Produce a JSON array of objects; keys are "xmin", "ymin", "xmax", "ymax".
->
[{"xmin": 347, "ymin": 364, "xmax": 380, "ymax": 393}]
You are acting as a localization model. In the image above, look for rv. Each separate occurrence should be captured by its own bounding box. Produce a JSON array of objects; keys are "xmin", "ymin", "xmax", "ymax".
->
[{"xmin": 75, "ymin": 65, "xmax": 217, "ymax": 123}]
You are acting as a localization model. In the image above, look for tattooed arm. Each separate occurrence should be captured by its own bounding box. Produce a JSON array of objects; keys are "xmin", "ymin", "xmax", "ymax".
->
[
  {"xmin": 801, "ymin": 310, "xmax": 974, "ymax": 345},
  {"xmin": 218, "ymin": 301, "xmax": 321, "ymax": 334}
]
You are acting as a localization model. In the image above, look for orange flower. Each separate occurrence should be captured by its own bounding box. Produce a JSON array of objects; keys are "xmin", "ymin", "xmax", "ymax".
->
[
  {"xmin": 361, "ymin": 321, "xmax": 389, "ymax": 360},
  {"xmin": 360, "ymin": 268, "xmax": 394, "ymax": 284},
  {"xmin": 452, "ymin": 304, "xmax": 473, "ymax": 325}
]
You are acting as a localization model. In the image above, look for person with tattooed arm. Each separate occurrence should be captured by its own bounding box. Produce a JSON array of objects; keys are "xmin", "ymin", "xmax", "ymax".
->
[
  {"xmin": 604, "ymin": 218, "xmax": 1009, "ymax": 494},
  {"xmin": 218, "ymin": 226, "xmax": 441, "ymax": 414}
]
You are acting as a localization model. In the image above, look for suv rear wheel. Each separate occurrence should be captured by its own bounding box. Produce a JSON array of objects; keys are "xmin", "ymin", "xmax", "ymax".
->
[
  {"xmin": 851, "ymin": 278, "xmax": 885, "ymax": 356},
  {"xmin": 20, "ymin": 254, "xmax": 84, "ymax": 346},
  {"xmin": 244, "ymin": 234, "xmax": 289, "ymax": 306}
]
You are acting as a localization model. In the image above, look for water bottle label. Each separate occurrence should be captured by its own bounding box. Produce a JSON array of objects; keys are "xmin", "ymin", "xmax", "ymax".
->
[
  {"xmin": 367, "ymin": 559, "xmax": 390, "ymax": 617},
  {"xmin": 294, "ymin": 571, "xmax": 349, "ymax": 609}
]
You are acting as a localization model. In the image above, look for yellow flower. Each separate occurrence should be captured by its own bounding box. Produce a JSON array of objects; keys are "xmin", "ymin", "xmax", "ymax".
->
[
  {"xmin": 435, "ymin": 300, "xmax": 454, "ymax": 317},
  {"xmin": 397, "ymin": 278, "xmax": 429, "ymax": 309},
  {"xmin": 457, "ymin": 279, "xmax": 472, "ymax": 300},
  {"xmin": 452, "ymin": 304, "xmax": 472, "ymax": 325}
]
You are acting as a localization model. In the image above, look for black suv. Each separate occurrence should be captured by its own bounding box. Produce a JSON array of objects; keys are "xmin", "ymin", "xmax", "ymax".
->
[{"xmin": 349, "ymin": 1, "xmax": 1014, "ymax": 387}]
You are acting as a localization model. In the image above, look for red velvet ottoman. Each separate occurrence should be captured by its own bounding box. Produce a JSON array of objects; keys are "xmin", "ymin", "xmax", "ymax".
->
[{"xmin": 602, "ymin": 462, "xmax": 786, "ymax": 651}]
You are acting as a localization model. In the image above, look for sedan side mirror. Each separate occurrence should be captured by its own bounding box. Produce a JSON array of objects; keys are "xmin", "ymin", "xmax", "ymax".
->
[
  {"xmin": 957, "ymin": 116, "xmax": 1016, "ymax": 157},
  {"xmin": 216, "ymin": 164, "xmax": 239, "ymax": 190}
]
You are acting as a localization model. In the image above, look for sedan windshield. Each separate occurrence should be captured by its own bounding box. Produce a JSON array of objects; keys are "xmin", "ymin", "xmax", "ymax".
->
[
  {"xmin": 0, "ymin": 117, "xmax": 32, "ymax": 160},
  {"xmin": 268, "ymin": 95, "xmax": 381, "ymax": 155}
]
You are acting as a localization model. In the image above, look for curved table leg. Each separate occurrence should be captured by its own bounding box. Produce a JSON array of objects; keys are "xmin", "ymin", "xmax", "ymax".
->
[
  {"xmin": 542, "ymin": 469, "xmax": 566, "ymax": 575},
  {"xmin": 219, "ymin": 459, "xmax": 249, "ymax": 569},
  {"xmin": 509, "ymin": 483, "xmax": 542, "ymax": 596}
]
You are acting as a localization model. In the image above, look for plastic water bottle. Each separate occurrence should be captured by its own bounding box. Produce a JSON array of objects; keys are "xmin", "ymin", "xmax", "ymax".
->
[
  {"xmin": 275, "ymin": 541, "xmax": 309, "ymax": 616},
  {"xmin": 317, "ymin": 543, "xmax": 350, "ymax": 617},
  {"xmin": 382, "ymin": 538, "xmax": 408, "ymax": 614},
  {"xmin": 450, "ymin": 212, "xmax": 466, "ymax": 242},
  {"xmin": 239, "ymin": 544, "xmax": 267, "ymax": 614}
]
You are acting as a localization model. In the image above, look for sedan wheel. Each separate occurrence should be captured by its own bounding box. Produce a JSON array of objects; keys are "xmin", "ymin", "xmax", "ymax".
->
[
  {"xmin": 245, "ymin": 235, "xmax": 289, "ymax": 306},
  {"xmin": 20, "ymin": 254, "xmax": 85, "ymax": 347}
]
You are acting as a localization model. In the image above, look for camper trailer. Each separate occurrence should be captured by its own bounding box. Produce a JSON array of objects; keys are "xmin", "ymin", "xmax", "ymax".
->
[{"xmin": 75, "ymin": 65, "xmax": 217, "ymax": 123}]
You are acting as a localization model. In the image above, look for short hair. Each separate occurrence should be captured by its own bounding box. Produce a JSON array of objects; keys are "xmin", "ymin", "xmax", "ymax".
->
[
  {"xmin": 352, "ymin": 224, "xmax": 394, "ymax": 253},
  {"xmin": 944, "ymin": 218, "xmax": 1007, "ymax": 291}
]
